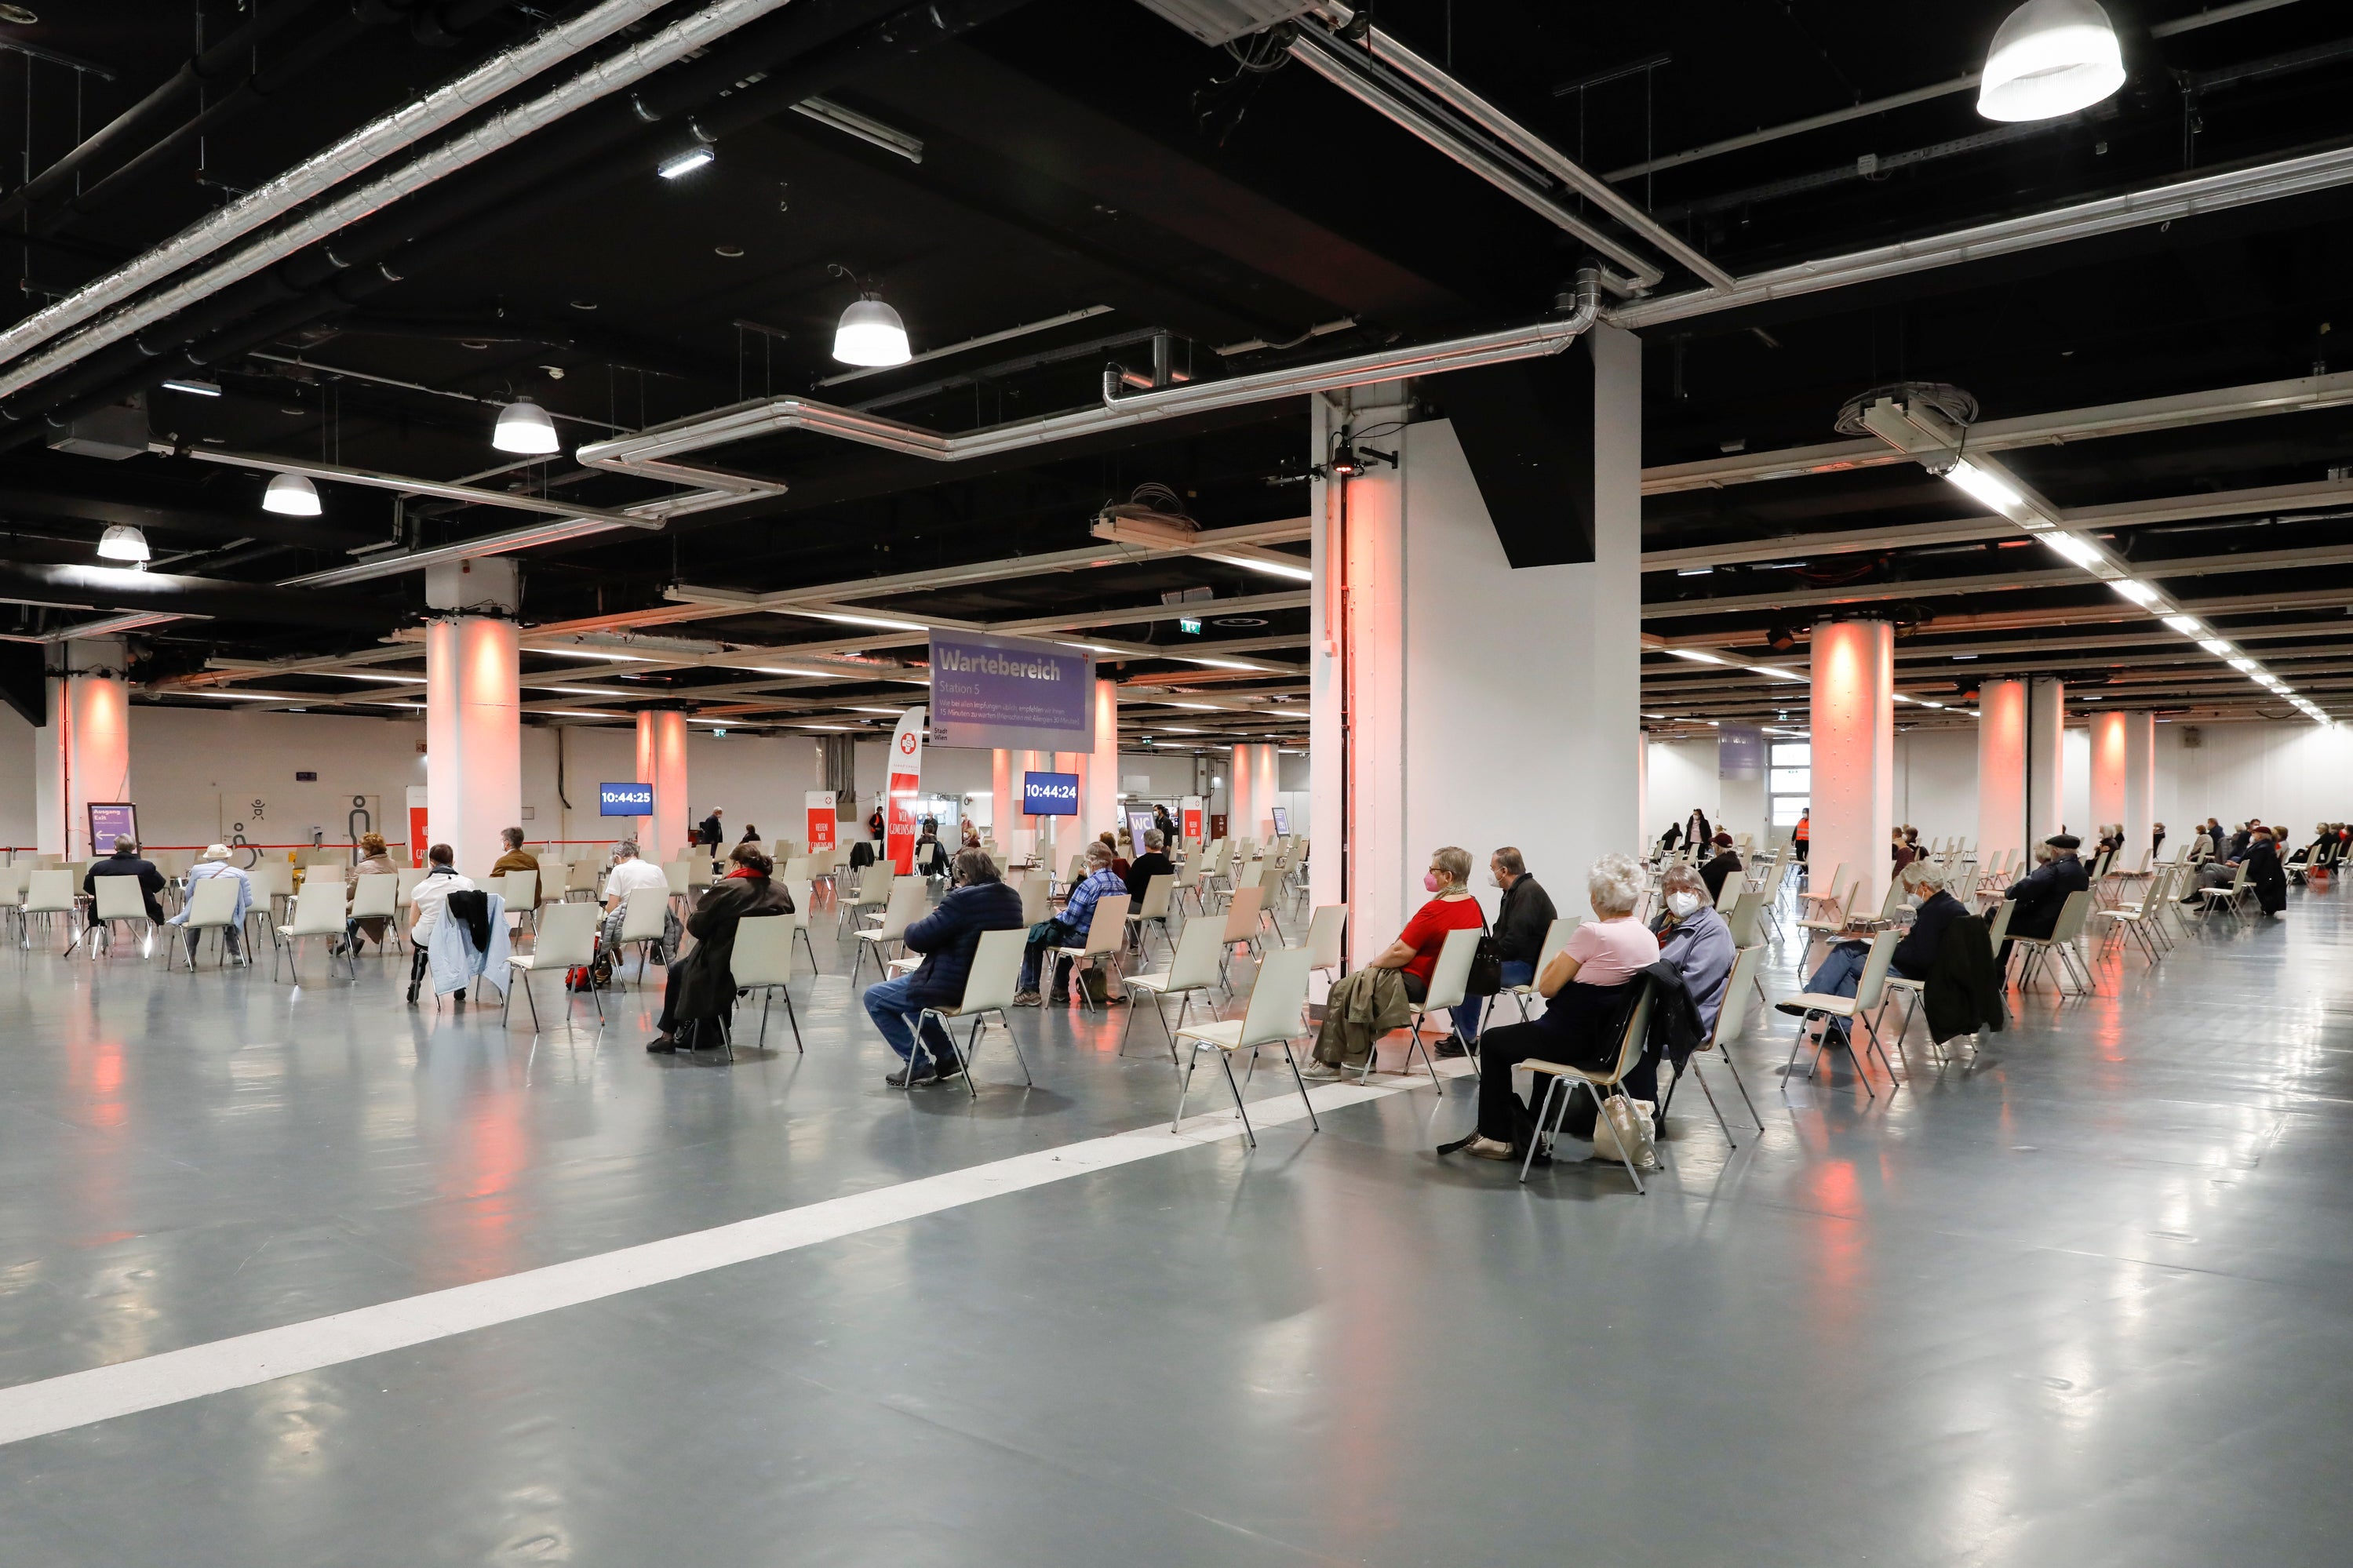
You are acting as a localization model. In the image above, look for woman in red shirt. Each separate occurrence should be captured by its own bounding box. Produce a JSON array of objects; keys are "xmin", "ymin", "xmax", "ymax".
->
[{"xmin": 1302, "ymin": 846, "xmax": 1484, "ymax": 1079}]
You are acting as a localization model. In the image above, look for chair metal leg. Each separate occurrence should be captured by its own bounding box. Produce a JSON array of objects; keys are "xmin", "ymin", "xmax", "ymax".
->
[
  {"xmin": 1280, "ymin": 1041, "xmax": 1319, "ymax": 1130},
  {"xmin": 523, "ymin": 971, "xmax": 543, "ymax": 1030},
  {"xmin": 1716, "ymin": 1048, "xmax": 1765, "ymax": 1128},
  {"xmin": 1217, "ymin": 1049, "xmax": 1256, "ymax": 1146},
  {"xmin": 988, "ymin": 1010, "xmax": 1029, "ymax": 1088},
  {"xmin": 1520, "ymin": 1076, "xmax": 1565, "ymax": 1183},
  {"xmin": 1173, "ymin": 1048, "xmax": 1201, "ymax": 1130}
]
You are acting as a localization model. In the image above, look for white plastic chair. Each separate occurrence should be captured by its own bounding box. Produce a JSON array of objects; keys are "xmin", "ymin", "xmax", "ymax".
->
[
  {"xmin": 1171, "ymin": 943, "xmax": 1318, "ymax": 1146},
  {"xmin": 729, "ymin": 914, "xmax": 801, "ymax": 1054},
  {"xmin": 780, "ymin": 877, "xmax": 819, "ymax": 973},
  {"xmin": 839, "ymin": 865, "xmax": 894, "ymax": 936},
  {"xmin": 1302, "ymin": 903, "xmax": 1346, "ymax": 982},
  {"xmin": 1121, "ymin": 915, "xmax": 1228, "ymax": 1060},
  {"xmin": 1126, "ymin": 872, "xmax": 1175, "ymax": 956},
  {"xmin": 909, "ymin": 926, "xmax": 1031, "ymax": 1097},
  {"xmin": 349, "ymin": 873, "xmax": 399, "ymax": 954},
  {"xmin": 504, "ymin": 901, "xmax": 603, "ymax": 1030},
  {"xmin": 1779, "ymin": 929, "xmax": 1900, "ymax": 1096},
  {"xmin": 1661, "ymin": 944, "xmax": 1765, "ymax": 1146},
  {"xmin": 172, "ymin": 874, "xmax": 242, "ymax": 970},
  {"xmin": 851, "ymin": 878, "xmax": 929, "ymax": 984},
  {"xmin": 86, "ymin": 874, "xmax": 158, "ymax": 960},
  {"xmin": 22, "ymin": 868, "xmax": 76, "ymax": 951},
  {"xmin": 1504, "ymin": 917, "xmax": 1578, "ymax": 1022},
  {"xmin": 1214, "ymin": 883, "xmax": 1266, "ymax": 998},
  {"xmin": 1522, "ymin": 980, "xmax": 1657, "ymax": 1191},
  {"xmin": 616, "ymin": 886, "xmax": 671, "ymax": 983},
  {"xmin": 275, "ymin": 891, "xmax": 355, "ymax": 982},
  {"xmin": 1054, "ymin": 893, "xmax": 1131, "ymax": 1011},
  {"xmin": 1386, "ymin": 924, "xmax": 1480, "ymax": 1093}
]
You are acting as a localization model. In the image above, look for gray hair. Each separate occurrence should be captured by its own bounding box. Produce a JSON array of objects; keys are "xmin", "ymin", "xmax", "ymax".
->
[
  {"xmin": 1492, "ymin": 846, "xmax": 1526, "ymax": 877},
  {"xmin": 1144, "ymin": 828, "xmax": 1164, "ymax": 849},
  {"xmin": 1660, "ymin": 861, "xmax": 1706, "ymax": 898},
  {"xmin": 614, "ymin": 839, "xmax": 640, "ymax": 860},
  {"xmin": 1085, "ymin": 839, "xmax": 1116, "ymax": 866},
  {"xmin": 1902, "ymin": 859, "xmax": 1948, "ymax": 893},
  {"xmin": 1431, "ymin": 845, "xmax": 1473, "ymax": 888},
  {"xmin": 1588, "ymin": 852, "xmax": 1643, "ymax": 916},
  {"xmin": 952, "ymin": 847, "xmax": 1001, "ymax": 885}
]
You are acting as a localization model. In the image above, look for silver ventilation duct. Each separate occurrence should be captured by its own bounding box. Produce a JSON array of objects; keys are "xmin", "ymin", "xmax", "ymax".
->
[{"xmin": 1133, "ymin": 0, "xmax": 1313, "ymax": 46}]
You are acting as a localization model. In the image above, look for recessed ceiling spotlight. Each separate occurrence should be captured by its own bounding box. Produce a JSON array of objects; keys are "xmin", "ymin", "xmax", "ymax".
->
[
  {"xmin": 714, "ymin": 244, "xmax": 745, "ymax": 258},
  {"xmin": 570, "ymin": 300, "xmax": 599, "ymax": 311}
]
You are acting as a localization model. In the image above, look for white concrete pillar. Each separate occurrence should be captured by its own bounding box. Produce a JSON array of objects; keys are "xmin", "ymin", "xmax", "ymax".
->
[
  {"xmin": 1809, "ymin": 618, "xmax": 1895, "ymax": 915},
  {"xmin": 2121, "ymin": 710, "xmax": 2157, "ymax": 867},
  {"xmin": 2088, "ymin": 708, "xmax": 2128, "ymax": 849},
  {"xmin": 1085, "ymin": 678, "xmax": 1120, "ymax": 839},
  {"xmin": 1977, "ymin": 678, "xmax": 2027, "ymax": 862},
  {"xmin": 1309, "ymin": 326, "xmax": 1641, "ymax": 967},
  {"xmin": 425, "ymin": 615, "xmax": 521, "ymax": 878},
  {"xmin": 2027, "ymin": 676, "xmax": 2066, "ymax": 845},
  {"xmin": 1229, "ymin": 743, "xmax": 1277, "ymax": 842},
  {"xmin": 990, "ymin": 748, "xmax": 1018, "ymax": 857},
  {"xmin": 636, "ymin": 709, "xmax": 688, "ymax": 858},
  {"xmin": 34, "ymin": 637, "xmax": 130, "ymax": 858},
  {"xmin": 422, "ymin": 558, "xmax": 522, "ymax": 877}
]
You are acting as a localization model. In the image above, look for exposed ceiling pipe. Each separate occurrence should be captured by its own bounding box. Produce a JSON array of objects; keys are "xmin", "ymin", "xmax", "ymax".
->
[
  {"xmin": 579, "ymin": 273, "xmax": 1604, "ymax": 486},
  {"xmin": 1610, "ymin": 139, "xmax": 2353, "ymax": 330},
  {"xmin": 1284, "ymin": 24, "xmax": 1663, "ymax": 291},
  {"xmin": 0, "ymin": 0, "xmax": 1001, "ymax": 435},
  {"xmin": 1350, "ymin": 24, "xmax": 1734, "ymax": 291},
  {"xmin": 173, "ymin": 446, "xmax": 671, "ymax": 529},
  {"xmin": 0, "ymin": 0, "xmax": 328, "ymax": 229},
  {"xmin": 0, "ymin": 0, "xmax": 714, "ymax": 383},
  {"xmin": 0, "ymin": 562, "xmax": 404, "ymax": 629}
]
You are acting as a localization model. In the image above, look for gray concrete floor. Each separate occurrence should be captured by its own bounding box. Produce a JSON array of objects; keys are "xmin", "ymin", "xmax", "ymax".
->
[{"xmin": 3, "ymin": 881, "xmax": 2351, "ymax": 1566}]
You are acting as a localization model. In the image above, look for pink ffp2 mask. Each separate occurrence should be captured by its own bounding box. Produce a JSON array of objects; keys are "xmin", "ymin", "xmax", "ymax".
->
[{"xmin": 1423, "ymin": 871, "xmax": 1443, "ymax": 893}]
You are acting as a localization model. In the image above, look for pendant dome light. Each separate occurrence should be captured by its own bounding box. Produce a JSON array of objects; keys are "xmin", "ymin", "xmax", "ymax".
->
[
  {"xmin": 1977, "ymin": 0, "xmax": 2125, "ymax": 122},
  {"xmin": 832, "ymin": 293, "xmax": 911, "ymax": 367},
  {"xmin": 262, "ymin": 472, "xmax": 322, "ymax": 516},
  {"xmin": 97, "ymin": 524, "xmax": 150, "ymax": 562},
  {"xmin": 493, "ymin": 397, "xmax": 562, "ymax": 454}
]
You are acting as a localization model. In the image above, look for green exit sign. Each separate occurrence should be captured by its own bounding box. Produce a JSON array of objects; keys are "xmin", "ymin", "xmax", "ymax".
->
[{"xmin": 1178, "ymin": 617, "xmax": 1202, "ymax": 635}]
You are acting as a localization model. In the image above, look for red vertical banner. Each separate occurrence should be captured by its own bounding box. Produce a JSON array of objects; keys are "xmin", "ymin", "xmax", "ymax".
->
[
  {"xmin": 804, "ymin": 790, "xmax": 838, "ymax": 852},
  {"xmin": 1182, "ymin": 795, "xmax": 1204, "ymax": 842},
  {"xmin": 885, "ymin": 708, "xmax": 926, "ymax": 875},
  {"xmin": 406, "ymin": 784, "xmax": 429, "ymax": 866}
]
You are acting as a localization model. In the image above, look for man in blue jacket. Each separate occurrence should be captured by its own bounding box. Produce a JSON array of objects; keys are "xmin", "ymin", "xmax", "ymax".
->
[{"xmin": 863, "ymin": 846, "xmax": 1024, "ymax": 1086}]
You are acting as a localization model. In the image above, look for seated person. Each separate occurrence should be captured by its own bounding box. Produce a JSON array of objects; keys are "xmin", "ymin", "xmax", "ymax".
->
[
  {"xmin": 1464, "ymin": 846, "xmax": 1557, "ymax": 1042},
  {"xmin": 599, "ymin": 838, "xmax": 670, "ymax": 951},
  {"xmin": 863, "ymin": 847, "xmax": 1024, "ymax": 1086},
  {"xmin": 1700, "ymin": 832, "xmax": 1743, "ymax": 903},
  {"xmin": 1306, "ymin": 846, "xmax": 1488, "ymax": 1074},
  {"xmin": 1656, "ymin": 861, "xmax": 1736, "ymax": 1044},
  {"xmin": 1015, "ymin": 840, "xmax": 1127, "ymax": 1006},
  {"xmin": 2246, "ymin": 824, "xmax": 2287, "ymax": 919},
  {"xmin": 490, "ymin": 827, "xmax": 539, "ymax": 880},
  {"xmin": 85, "ymin": 836, "xmax": 166, "ymax": 927},
  {"xmin": 335, "ymin": 832, "xmax": 400, "ymax": 955},
  {"xmin": 1123, "ymin": 828, "xmax": 1176, "ymax": 947},
  {"xmin": 1779, "ymin": 860, "xmax": 1966, "ymax": 1045},
  {"xmin": 1452, "ymin": 853, "xmax": 1660, "ymax": 1160},
  {"xmin": 406, "ymin": 845, "xmax": 474, "ymax": 1004},
  {"xmin": 1889, "ymin": 828, "xmax": 1916, "ymax": 875},
  {"xmin": 648, "ymin": 844, "xmax": 793, "ymax": 1053},
  {"xmin": 166, "ymin": 843, "xmax": 252, "ymax": 964},
  {"xmin": 1099, "ymin": 831, "xmax": 1131, "ymax": 879},
  {"xmin": 2002, "ymin": 835, "xmax": 2086, "ymax": 956}
]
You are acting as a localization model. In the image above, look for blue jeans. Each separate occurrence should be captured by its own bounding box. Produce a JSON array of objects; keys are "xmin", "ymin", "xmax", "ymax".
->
[
  {"xmin": 862, "ymin": 971, "xmax": 956, "ymax": 1064},
  {"xmin": 1799, "ymin": 940, "xmax": 1869, "ymax": 1041},
  {"xmin": 1461, "ymin": 959, "xmax": 1535, "ymax": 1042}
]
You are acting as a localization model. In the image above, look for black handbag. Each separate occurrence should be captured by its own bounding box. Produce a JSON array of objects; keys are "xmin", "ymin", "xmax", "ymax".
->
[{"xmin": 1466, "ymin": 908, "xmax": 1504, "ymax": 997}]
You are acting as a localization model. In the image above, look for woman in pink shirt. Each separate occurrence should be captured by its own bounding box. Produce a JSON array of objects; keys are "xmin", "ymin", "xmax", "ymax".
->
[{"xmin": 1455, "ymin": 852, "xmax": 1659, "ymax": 1161}]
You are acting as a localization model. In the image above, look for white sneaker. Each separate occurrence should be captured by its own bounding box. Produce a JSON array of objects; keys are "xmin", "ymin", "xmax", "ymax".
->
[{"xmin": 1297, "ymin": 1061, "xmax": 1342, "ymax": 1080}]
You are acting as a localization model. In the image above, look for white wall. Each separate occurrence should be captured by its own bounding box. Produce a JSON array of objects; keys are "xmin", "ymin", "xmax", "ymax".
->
[
  {"xmin": 2156, "ymin": 717, "xmax": 2353, "ymax": 839},
  {"xmin": 2062, "ymin": 725, "xmax": 2090, "ymax": 836},
  {"xmin": 0, "ymin": 704, "xmax": 36, "ymax": 849},
  {"xmin": 1892, "ymin": 728, "xmax": 1979, "ymax": 842},
  {"xmin": 1645, "ymin": 737, "xmax": 1718, "ymax": 843}
]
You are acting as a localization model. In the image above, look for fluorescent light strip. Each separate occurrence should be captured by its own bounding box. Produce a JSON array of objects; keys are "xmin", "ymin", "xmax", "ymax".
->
[
  {"xmin": 1944, "ymin": 459, "xmax": 2024, "ymax": 515},
  {"xmin": 1666, "ymin": 649, "xmax": 1724, "ymax": 664},
  {"xmin": 1184, "ymin": 657, "xmax": 1258, "ymax": 670},
  {"xmin": 1202, "ymin": 552, "xmax": 1312, "ymax": 582},
  {"xmin": 2109, "ymin": 579, "xmax": 2159, "ymax": 606},
  {"xmin": 800, "ymin": 609, "xmax": 927, "ymax": 631},
  {"xmin": 2162, "ymin": 614, "xmax": 2201, "ymax": 635},
  {"xmin": 531, "ymin": 647, "xmax": 656, "ymax": 662},
  {"xmin": 2039, "ymin": 531, "xmax": 2102, "ymax": 568}
]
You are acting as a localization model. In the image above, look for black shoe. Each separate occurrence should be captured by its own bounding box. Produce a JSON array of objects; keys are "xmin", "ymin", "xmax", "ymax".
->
[
  {"xmin": 885, "ymin": 1063, "xmax": 938, "ymax": 1087},
  {"xmin": 405, "ymin": 986, "xmax": 420, "ymax": 1005},
  {"xmin": 1433, "ymin": 1039, "xmax": 1469, "ymax": 1058},
  {"xmin": 928, "ymin": 1057, "xmax": 965, "ymax": 1081},
  {"xmin": 452, "ymin": 989, "xmax": 466, "ymax": 1004},
  {"xmin": 1774, "ymin": 1000, "xmax": 1808, "ymax": 1017},
  {"xmin": 647, "ymin": 1034, "xmax": 679, "ymax": 1054}
]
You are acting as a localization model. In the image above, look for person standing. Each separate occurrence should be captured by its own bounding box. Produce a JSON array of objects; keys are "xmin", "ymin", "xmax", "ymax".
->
[
  {"xmin": 1793, "ymin": 809, "xmax": 1810, "ymax": 865},
  {"xmin": 697, "ymin": 807, "xmax": 725, "ymax": 871}
]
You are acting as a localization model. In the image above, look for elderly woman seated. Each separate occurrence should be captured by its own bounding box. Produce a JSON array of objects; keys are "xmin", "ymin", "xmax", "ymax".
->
[
  {"xmin": 1303, "ymin": 845, "xmax": 1485, "ymax": 1077},
  {"xmin": 1779, "ymin": 859, "xmax": 1968, "ymax": 1046},
  {"xmin": 1452, "ymin": 853, "xmax": 1660, "ymax": 1161}
]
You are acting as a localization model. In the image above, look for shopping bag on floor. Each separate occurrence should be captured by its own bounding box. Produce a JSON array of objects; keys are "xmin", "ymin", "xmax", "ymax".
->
[{"xmin": 1591, "ymin": 1095, "xmax": 1658, "ymax": 1169}]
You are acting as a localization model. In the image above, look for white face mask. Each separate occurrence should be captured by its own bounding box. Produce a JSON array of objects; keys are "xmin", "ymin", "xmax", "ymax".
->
[{"xmin": 1666, "ymin": 890, "xmax": 1702, "ymax": 918}]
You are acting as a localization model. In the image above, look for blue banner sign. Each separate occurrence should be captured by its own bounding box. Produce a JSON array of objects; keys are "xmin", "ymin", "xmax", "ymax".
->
[{"xmin": 930, "ymin": 630, "xmax": 1094, "ymax": 751}]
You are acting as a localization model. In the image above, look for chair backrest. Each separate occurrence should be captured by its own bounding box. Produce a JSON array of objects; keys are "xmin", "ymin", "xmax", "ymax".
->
[
  {"xmin": 2049, "ymin": 888, "xmax": 2095, "ymax": 943},
  {"xmin": 1018, "ymin": 874, "xmax": 1049, "ymax": 926},
  {"xmin": 1985, "ymin": 897, "xmax": 2016, "ymax": 945},
  {"xmin": 1878, "ymin": 876, "xmax": 1906, "ymax": 919},
  {"xmin": 1714, "ymin": 871, "xmax": 1742, "ymax": 911},
  {"xmin": 1422, "ymin": 924, "xmax": 1483, "ymax": 1011},
  {"xmin": 728, "ymin": 913, "xmax": 793, "ymax": 987},
  {"xmin": 1137, "ymin": 873, "xmax": 1175, "ymax": 919},
  {"xmin": 1163, "ymin": 913, "xmax": 1229, "ymax": 990},
  {"xmin": 1065, "ymin": 854, "xmax": 1087, "ymax": 888},
  {"xmin": 531, "ymin": 900, "xmax": 600, "ymax": 967},
  {"xmin": 874, "ymin": 878, "xmax": 927, "ymax": 941},
  {"xmin": 1603, "ymin": 980, "xmax": 1656, "ymax": 1084},
  {"xmin": 24, "ymin": 868, "xmax": 72, "ymax": 913},
  {"xmin": 1533, "ymin": 916, "xmax": 1577, "ymax": 974},
  {"xmin": 1174, "ymin": 858, "xmax": 1201, "ymax": 890},
  {"xmin": 396, "ymin": 866, "xmax": 428, "ymax": 908},
  {"xmin": 1219, "ymin": 883, "xmax": 1265, "ymax": 943},
  {"xmin": 184, "ymin": 874, "xmax": 241, "ymax": 929},
  {"xmin": 1303, "ymin": 904, "xmax": 1346, "ymax": 970},
  {"xmin": 288, "ymin": 890, "xmax": 345, "ymax": 937},
  {"xmin": 250, "ymin": 860, "xmax": 293, "ymax": 900},
  {"xmin": 782, "ymin": 879, "xmax": 813, "ymax": 931},
  {"xmin": 1255, "ymin": 862, "xmax": 1286, "ymax": 897},
  {"xmin": 1816, "ymin": 862, "xmax": 1846, "ymax": 899},
  {"xmin": 958, "ymin": 926, "xmax": 1027, "ymax": 1014},
  {"xmin": 662, "ymin": 860, "xmax": 690, "ymax": 897},
  {"xmin": 93, "ymin": 875, "xmax": 149, "ymax": 921},
  {"xmin": 1077, "ymin": 893, "xmax": 1131, "ymax": 953},
  {"xmin": 1237, "ymin": 942, "xmax": 1315, "ymax": 1050},
  {"xmin": 619, "ymin": 886, "xmax": 670, "ymax": 942},
  {"xmin": 0, "ymin": 869, "xmax": 23, "ymax": 908},
  {"xmin": 350, "ymin": 873, "xmax": 398, "ymax": 919},
  {"xmin": 504, "ymin": 869, "xmax": 539, "ymax": 908},
  {"xmin": 779, "ymin": 857, "xmax": 811, "ymax": 886},
  {"xmin": 2229, "ymin": 859, "xmax": 2250, "ymax": 891},
  {"xmin": 1727, "ymin": 886, "xmax": 1767, "ymax": 947},
  {"xmin": 1853, "ymin": 929, "xmax": 1900, "ymax": 1008},
  {"xmin": 859, "ymin": 867, "xmax": 896, "ymax": 908},
  {"xmin": 1710, "ymin": 945, "xmax": 1764, "ymax": 1048},
  {"xmin": 305, "ymin": 860, "xmax": 347, "ymax": 883}
]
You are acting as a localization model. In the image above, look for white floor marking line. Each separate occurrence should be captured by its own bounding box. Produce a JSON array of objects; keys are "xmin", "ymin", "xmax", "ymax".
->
[{"xmin": 0, "ymin": 1057, "xmax": 1474, "ymax": 1447}]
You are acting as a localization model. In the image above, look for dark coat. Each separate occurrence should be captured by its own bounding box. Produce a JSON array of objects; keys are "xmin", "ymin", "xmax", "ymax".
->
[
  {"xmin": 697, "ymin": 813, "xmax": 723, "ymax": 849},
  {"xmin": 898, "ymin": 880, "xmax": 1024, "ymax": 1006},
  {"xmin": 1124, "ymin": 852, "xmax": 1175, "ymax": 905},
  {"xmin": 1495, "ymin": 874, "xmax": 1559, "ymax": 966},
  {"xmin": 2003, "ymin": 855, "xmax": 2089, "ymax": 940},
  {"xmin": 1699, "ymin": 850, "xmax": 1743, "ymax": 903},
  {"xmin": 1639, "ymin": 959, "xmax": 1706, "ymax": 1073},
  {"xmin": 672, "ymin": 875, "xmax": 793, "ymax": 1020},
  {"xmin": 1923, "ymin": 912, "xmax": 2006, "ymax": 1044},
  {"xmin": 86, "ymin": 849, "xmax": 166, "ymax": 922},
  {"xmin": 1892, "ymin": 889, "xmax": 1967, "ymax": 980},
  {"xmin": 2246, "ymin": 840, "xmax": 2287, "ymax": 914}
]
